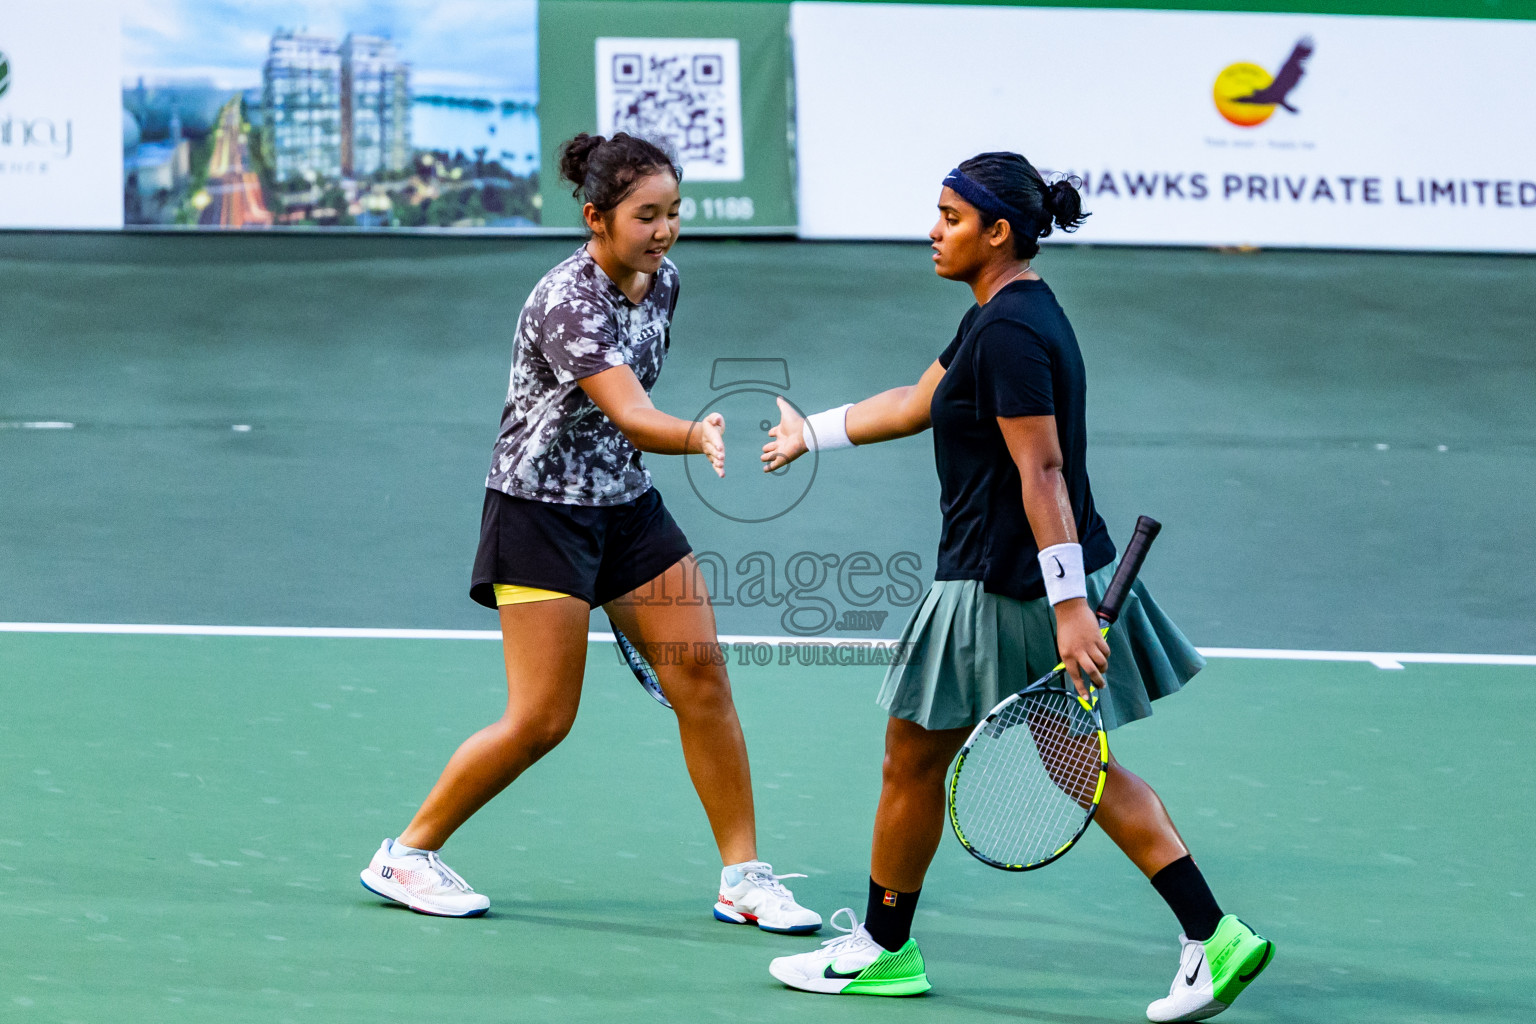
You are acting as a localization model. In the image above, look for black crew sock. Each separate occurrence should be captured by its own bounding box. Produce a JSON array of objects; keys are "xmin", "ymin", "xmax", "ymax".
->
[
  {"xmin": 1149, "ymin": 855, "xmax": 1224, "ymax": 942},
  {"xmin": 864, "ymin": 878, "xmax": 921, "ymax": 952}
]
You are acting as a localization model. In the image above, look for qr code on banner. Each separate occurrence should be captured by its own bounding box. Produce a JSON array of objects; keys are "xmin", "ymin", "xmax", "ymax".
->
[{"xmin": 594, "ymin": 37, "xmax": 744, "ymax": 182}]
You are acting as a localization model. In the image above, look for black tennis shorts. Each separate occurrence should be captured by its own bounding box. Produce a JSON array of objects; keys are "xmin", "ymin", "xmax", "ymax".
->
[{"xmin": 470, "ymin": 486, "xmax": 692, "ymax": 609}]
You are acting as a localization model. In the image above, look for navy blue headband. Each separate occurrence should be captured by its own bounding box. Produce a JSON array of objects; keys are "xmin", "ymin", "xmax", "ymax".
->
[{"xmin": 942, "ymin": 168, "xmax": 1038, "ymax": 238}]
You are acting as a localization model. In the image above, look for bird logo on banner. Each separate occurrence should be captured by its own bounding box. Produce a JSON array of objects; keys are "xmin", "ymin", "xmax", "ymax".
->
[{"xmin": 1213, "ymin": 37, "xmax": 1314, "ymax": 127}]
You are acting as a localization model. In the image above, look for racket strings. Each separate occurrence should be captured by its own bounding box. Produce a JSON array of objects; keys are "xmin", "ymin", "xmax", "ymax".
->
[
  {"xmin": 953, "ymin": 687, "xmax": 1105, "ymax": 868},
  {"xmin": 612, "ymin": 625, "xmax": 672, "ymax": 708}
]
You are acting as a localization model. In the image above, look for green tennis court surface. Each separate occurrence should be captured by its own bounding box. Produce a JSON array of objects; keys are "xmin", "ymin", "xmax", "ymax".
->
[
  {"xmin": 2, "ymin": 234, "xmax": 1534, "ymax": 1020},
  {"xmin": 2, "ymin": 633, "xmax": 1532, "ymax": 1022}
]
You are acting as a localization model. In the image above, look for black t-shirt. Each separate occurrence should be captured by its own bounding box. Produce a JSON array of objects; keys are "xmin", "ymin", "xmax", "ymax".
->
[{"xmin": 930, "ymin": 278, "xmax": 1115, "ymax": 601}]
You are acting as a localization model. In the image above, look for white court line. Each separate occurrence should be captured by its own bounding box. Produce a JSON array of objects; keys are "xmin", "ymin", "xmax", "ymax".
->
[
  {"xmin": 0, "ymin": 622, "xmax": 500, "ymax": 640},
  {"xmin": 1, "ymin": 622, "xmax": 1534, "ymax": 669},
  {"xmin": 1199, "ymin": 647, "xmax": 1417, "ymax": 670}
]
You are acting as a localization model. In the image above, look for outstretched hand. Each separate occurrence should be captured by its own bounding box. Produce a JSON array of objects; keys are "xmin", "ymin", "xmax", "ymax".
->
[
  {"xmin": 697, "ymin": 412, "xmax": 725, "ymax": 477},
  {"xmin": 761, "ymin": 396, "xmax": 808, "ymax": 473}
]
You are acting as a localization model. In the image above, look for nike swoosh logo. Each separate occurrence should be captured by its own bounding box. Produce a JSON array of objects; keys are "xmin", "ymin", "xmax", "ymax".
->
[
  {"xmin": 1237, "ymin": 942, "xmax": 1273, "ymax": 982},
  {"xmin": 824, "ymin": 964, "xmax": 864, "ymax": 980},
  {"xmin": 1052, "ymin": 556, "xmax": 1065, "ymax": 579},
  {"xmin": 1185, "ymin": 951, "xmax": 1204, "ymax": 986}
]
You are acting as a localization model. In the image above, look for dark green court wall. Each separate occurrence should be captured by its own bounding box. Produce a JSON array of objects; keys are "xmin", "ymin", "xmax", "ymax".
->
[{"xmin": 2, "ymin": 233, "xmax": 1533, "ymax": 653}]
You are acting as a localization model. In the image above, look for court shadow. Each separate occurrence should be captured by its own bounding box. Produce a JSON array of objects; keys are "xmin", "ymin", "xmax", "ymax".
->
[
  {"xmin": 477, "ymin": 903, "xmax": 717, "ymax": 943},
  {"xmin": 356, "ymin": 897, "xmax": 502, "ymax": 920},
  {"xmin": 930, "ymin": 994, "xmax": 1127, "ymax": 1023}
]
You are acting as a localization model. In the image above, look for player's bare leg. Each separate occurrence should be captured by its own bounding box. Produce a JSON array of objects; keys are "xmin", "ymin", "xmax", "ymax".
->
[
  {"xmin": 605, "ymin": 554, "xmax": 756, "ymax": 865},
  {"xmin": 398, "ymin": 595, "xmax": 591, "ymax": 850},
  {"xmin": 1093, "ymin": 752, "xmax": 1191, "ymax": 877},
  {"xmin": 765, "ymin": 717, "xmax": 957, "ymax": 992},
  {"xmin": 869, "ymin": 717, "xmax": 970, "ymax": 892},
  {"xmin": 607, "ymin": 555, "xmax": 821, "ymax": 934},
  {"xmin": 361, "ymin": 596, "xmax": 588, "ymax": 916}
]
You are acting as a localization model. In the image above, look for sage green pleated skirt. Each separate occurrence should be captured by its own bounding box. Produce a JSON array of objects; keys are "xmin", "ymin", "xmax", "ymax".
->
[{"xmin": 877, "ymin": 562, "xmax": 1205, "ymax": 732}]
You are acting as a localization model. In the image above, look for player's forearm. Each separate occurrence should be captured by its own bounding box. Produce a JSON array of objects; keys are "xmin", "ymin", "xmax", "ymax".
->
[
  {"xmin": 1018, "ymin": 467, "xmax": 1078, "ymax": 549},
  {"xmin": 612, "ymin": 407, "xmax": 704, "ymax": 456},
  {"xmin": 846, "ymin": 386, "xmax": 931, "ymax": 445}
]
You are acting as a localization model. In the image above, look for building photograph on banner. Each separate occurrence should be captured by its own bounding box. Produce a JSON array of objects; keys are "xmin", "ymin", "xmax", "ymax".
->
[
  {"xmin": 0, "ymin": 2, "xmax": 123, "ymax": 230},
  {"xmin": 539, "ymin": 1, "xmax": 795, "ymax": 232},
  {"xmin": 790, "ymin": 3, "xmax": 1536, "ymax": 251},
  {"xmin": 122, "ymin": 0, "xmax": 539, "ymax": 230}
]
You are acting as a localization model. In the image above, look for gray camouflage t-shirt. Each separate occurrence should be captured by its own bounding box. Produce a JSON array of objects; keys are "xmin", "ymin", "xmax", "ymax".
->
[{"xmin": 486, "ymin": 245, "xmax": 679, "ymax": 505}]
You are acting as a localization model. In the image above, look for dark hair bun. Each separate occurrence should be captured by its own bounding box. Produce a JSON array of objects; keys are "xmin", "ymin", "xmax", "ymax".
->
[
  {"xmin": 556, "ymin": 132, "xmax": 683, "ymax": 214},
  {"xmin": 558, "ymin": 133, "xmax": 607, "ymax": 197},
  {"xmin": 955, "ymin": 151, "xmax": 1088, "ymax": 259},
  {"xmin": 1044, "ymin": 177, "xmax": 1088, "ymax": 233}
]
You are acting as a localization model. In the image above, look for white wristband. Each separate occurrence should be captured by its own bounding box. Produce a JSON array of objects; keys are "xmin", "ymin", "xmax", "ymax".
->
[
  {"xmin": 1038, "ymin": 543, "xmax": 1087, "ymax": 606},
  {"xmin": 804, "ymin": 404, "xmax": 854, "ymax": 452}
]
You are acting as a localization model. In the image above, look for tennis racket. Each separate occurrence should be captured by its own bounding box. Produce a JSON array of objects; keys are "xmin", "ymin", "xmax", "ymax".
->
[
  {"xmin": 608, "ymin": 616, "xmax": 673, "ymax": 709},
  {"xmin": 947, "ymin": 515, "xmax": 1162, "ymax": 871}
]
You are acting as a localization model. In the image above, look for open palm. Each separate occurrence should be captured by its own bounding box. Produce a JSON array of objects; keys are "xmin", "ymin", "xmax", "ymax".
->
[{"xmin": 761, "ymin": 397, "xmax": 808, "ymax": 473}]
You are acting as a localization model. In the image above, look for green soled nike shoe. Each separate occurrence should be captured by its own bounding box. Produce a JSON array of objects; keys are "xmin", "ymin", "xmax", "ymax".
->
[
  {"xmin": 1146, "ymin": 915, "xmax": 1273, "ymax": 1022},
  {"xmin": 768, "ymin": 908, "xmax": 931, "ymax": 996}
]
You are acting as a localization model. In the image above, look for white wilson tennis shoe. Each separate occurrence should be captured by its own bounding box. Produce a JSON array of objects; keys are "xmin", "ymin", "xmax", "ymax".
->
[
  {"xmin": 713, "ymin": 861, "xmax": 822, "ymax": 934},
  {"xmin": 359, "ymin": 839, "xmax": 490, "ymax": 918}
]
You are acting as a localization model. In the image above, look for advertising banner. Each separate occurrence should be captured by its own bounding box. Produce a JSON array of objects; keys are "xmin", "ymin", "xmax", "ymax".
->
[
  {"xmin": 791, "ymin": 3, "xmax": 1536, "ymax": 251},
  {"xmin": 0, "ymin": 2, "xmax": 123, "ymax": 230},
  {"xmin": 122, "ymin": 1, "xmax": 539, "ymax": 230},
  {"xmin": 6, "ymin": 1, "xmax": 1533, "ymax": 249},
  {"xmin": 539, "ymin": 1, "xmax": 797, "ymax": 233}
]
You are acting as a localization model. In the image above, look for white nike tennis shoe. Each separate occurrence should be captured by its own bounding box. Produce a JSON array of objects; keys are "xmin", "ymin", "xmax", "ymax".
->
[
  {"xmin": 1149, "ymin": 933, "xmax": 1222, "ymax": 1022},
  {"xmin": 768, "ymin": 907, "xmax": 931, "ymax": 996},
  {"xmin": 359, "ymin": 839, "xmax": 490, "ymax": 918},
  {"xmin": 713, "ymin": 861, "xmax": 822, "ymax": 934},
  {"xmin": 1147, "ymin": 916, "xmax": 1274, "ymax": 1022}
]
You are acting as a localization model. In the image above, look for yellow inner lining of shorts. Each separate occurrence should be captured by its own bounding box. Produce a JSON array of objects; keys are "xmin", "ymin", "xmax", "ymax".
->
[{"xmin": 492, "ymin": 583, "xmax": 571, "ymax": 606}]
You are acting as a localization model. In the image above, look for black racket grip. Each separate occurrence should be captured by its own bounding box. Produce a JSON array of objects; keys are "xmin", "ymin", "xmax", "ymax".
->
[{"xmin": 1096, "ymin": 516, "xmax": 1161, "ymax": 626}]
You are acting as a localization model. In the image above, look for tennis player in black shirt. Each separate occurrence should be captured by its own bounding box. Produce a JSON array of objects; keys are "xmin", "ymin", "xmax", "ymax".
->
[{"xmin": 760, "ymin": 152, "xmax": 1272, "ymax": 1020}]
